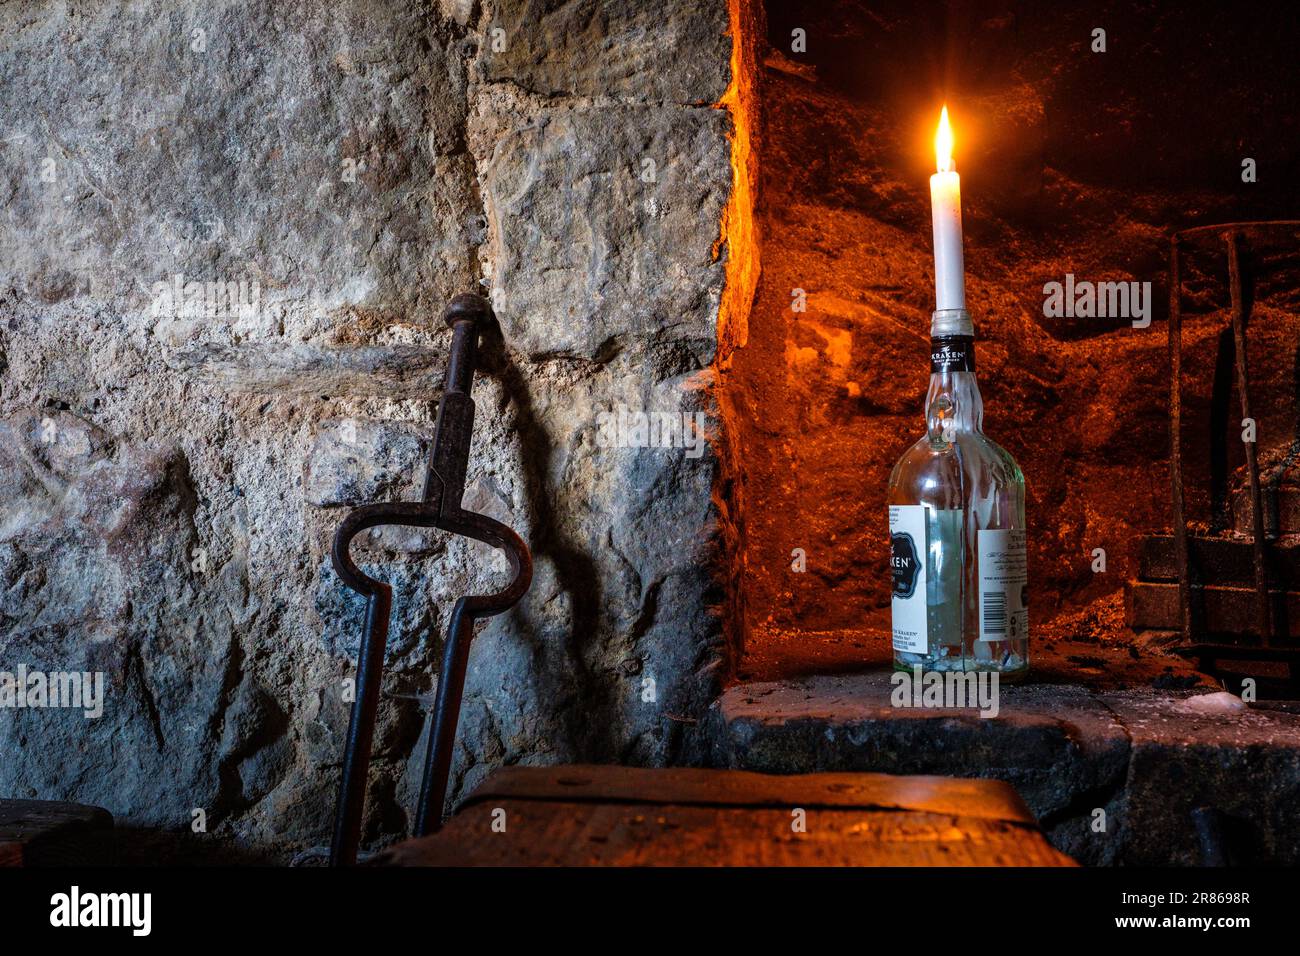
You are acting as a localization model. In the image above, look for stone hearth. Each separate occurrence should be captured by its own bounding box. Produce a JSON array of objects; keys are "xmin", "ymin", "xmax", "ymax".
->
[{"xmin": 704, "ymin": 672, "xmax": 1300, "ymax": 866}]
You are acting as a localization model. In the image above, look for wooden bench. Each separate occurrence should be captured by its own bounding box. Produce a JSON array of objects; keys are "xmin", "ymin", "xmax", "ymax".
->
[{"xmin": 379, "ymin": 765, "xmax": 1076, "ymax": 866}]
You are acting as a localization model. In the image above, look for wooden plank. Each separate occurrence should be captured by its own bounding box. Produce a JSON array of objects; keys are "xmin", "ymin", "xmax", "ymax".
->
[
  {"xmin": 0, "ymin": 799, "xmax": 114, "ymax": 867},
  {"xmin": 382, "ymin": 799, "xmax": 1075, "ymax": 867},
  {"xmin": 457, "ymin": 765, "xmax": 1039, "ymax": 825},
  {"xmin": 1128, "ymin": 580, "xmax": 1300, "ymax": 640},
  {"xmin": 1140, "ymin": 534, "xmax": 1300, "ymax": 585},
  {"xmin": 380, "ymin": 767, "xmax": 1075, "ymax": 867}
]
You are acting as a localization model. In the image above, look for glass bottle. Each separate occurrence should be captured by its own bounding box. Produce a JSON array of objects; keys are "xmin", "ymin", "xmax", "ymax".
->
[{"xmin": 886, "ymin": 308, "xmax": 1029, "ymax": 679}]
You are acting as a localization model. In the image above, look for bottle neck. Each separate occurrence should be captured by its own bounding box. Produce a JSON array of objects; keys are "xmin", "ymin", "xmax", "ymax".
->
[{"xmin": 926, "ymin": 334, "xmax": 984, "ymax": 439}]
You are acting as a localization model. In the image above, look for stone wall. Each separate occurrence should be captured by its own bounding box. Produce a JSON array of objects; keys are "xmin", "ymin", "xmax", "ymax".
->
[{"xmin": 0, "ymin": 0, "xmax": 749, "ymax": 860}]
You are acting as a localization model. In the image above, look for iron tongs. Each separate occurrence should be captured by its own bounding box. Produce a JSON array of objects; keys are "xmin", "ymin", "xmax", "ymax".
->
[{"xmin": 328, "ymin": 293, "xmax": 532, "ymax": 866}]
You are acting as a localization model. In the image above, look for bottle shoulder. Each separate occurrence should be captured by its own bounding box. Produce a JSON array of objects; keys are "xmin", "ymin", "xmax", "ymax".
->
[
  {"xmin": 887, "ymin": 429, "xmax": 1025, "ymax": 496},
  {"xmin": 969, "ymin": 432, "xmax": 1025, "ymax": 482}
]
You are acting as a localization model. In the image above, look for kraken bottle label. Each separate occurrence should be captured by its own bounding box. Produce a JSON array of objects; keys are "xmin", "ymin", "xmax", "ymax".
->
[
  {"xmin": 930, "ymin": 335, "xmax": 975, "ymax": 372},
  {"xmin": 889, "ymin": 504, "xmax": 928, "ymax": 653},
  {"xmin": 977, "ymin": 529, "xmax": 1029, "ymax": 642}
]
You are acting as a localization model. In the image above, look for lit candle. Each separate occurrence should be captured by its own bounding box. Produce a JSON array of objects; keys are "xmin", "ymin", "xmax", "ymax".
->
[{"xmin": 929, "ymin": 105, "xmax": 965, "ymax": 311}]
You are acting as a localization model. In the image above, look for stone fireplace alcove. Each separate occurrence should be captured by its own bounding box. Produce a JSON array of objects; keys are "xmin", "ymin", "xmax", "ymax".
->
[
  {"xmin": 2, "ymin": 0, "xmax": 1300, "ymax": 866},
  {"xmin": 708, "ymin": 0, "xmax": 1300, "ymax": 866}
]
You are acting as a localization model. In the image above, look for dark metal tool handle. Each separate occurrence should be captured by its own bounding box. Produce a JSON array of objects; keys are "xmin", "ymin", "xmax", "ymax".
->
[{"xmin": 328, "ymin": 294, "xmax": 533, "ymax": 866}]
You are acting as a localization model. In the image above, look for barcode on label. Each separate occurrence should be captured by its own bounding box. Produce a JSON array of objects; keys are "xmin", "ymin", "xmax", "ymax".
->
[{"xmin": 982, "ymin": 592, "xmax": 1007, "ymax": 637}]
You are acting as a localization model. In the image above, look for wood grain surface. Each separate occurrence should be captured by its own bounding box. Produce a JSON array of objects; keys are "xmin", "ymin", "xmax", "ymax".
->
[{"xmin": 381, "ymin": 765, "xmax": 1076, "ymax": 867}]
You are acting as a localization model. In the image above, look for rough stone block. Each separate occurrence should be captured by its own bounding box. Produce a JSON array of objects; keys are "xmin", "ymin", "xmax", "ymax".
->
[
  {"xmin": 485, "ymin": 106, "xmax": 731, "ymax": 359},
  {"xmin": 481, "ymin": 0, "xmax": 731, "ymax": 104},
  {"xmin": 305, "ymin": 418, "xmax": 426, "ymax": 508}
]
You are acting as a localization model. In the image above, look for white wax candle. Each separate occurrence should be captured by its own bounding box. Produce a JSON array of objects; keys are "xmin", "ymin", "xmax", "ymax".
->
[{"xmin": 929, "ymin": 106, "xmax": 965, "ymax": 312}]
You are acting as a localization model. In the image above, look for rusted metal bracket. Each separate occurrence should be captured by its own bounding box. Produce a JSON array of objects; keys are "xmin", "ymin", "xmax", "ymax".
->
[
  {"xmin": 1167, "ymin": 221, "xmax": 1300, "ymax": 663},
  {"xmin": 328, "ymin": 293, "xmax": 533, "ymax": 867}
]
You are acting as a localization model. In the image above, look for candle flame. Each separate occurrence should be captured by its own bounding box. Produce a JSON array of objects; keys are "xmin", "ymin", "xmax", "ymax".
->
[{"xmin": 935, "ymin": 105, "xmax": 954, "ymax": 173}]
